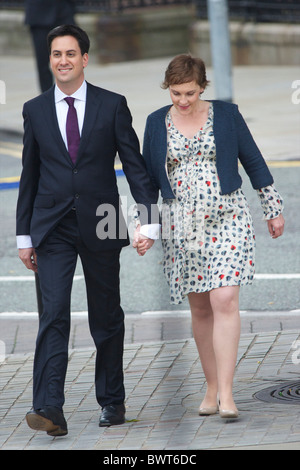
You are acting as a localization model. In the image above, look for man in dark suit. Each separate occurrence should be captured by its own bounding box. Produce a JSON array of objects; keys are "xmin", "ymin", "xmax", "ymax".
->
[
  {"xmin": 16, "ymin": 24, "xmax": 159, "ymax": 436},
  {"xmin": 25, "ymin": 0, "xmax": 75, "ymax": 92}
]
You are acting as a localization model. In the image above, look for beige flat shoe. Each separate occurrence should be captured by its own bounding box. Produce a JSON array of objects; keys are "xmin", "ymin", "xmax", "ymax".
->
[
  {"xmin": 219, "ymin": 408, "xmax": 239, "ymax": 419},
  {"xmin": 198, "ymin": 405, "xmax": 219, "ymax": 416}
]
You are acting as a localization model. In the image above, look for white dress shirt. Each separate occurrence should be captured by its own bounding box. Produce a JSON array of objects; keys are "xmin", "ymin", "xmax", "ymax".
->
[{"xmin": 17, "ymin": 80, "xmax": 159, "ymax": 249}]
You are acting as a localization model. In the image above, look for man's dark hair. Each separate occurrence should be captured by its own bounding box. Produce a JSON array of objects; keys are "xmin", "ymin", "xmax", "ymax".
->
[{"xmin": 47, "ymin": 24, "xmax": 90, "ymax": 55}]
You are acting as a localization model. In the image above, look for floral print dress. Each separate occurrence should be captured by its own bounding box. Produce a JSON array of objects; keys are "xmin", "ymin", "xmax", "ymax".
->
[{"xmin": 161, "ymin": 103, "xmax": 283, "ymax": 304}]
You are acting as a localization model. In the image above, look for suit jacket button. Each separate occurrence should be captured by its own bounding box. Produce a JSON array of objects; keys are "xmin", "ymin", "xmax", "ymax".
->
[
  {"xmin": 73, "ymin": 168, "xmax": 78, "ymax": 174},
  {"xmin": 75, "ymin": 194, "xmax": 79, "ymax": 199}
]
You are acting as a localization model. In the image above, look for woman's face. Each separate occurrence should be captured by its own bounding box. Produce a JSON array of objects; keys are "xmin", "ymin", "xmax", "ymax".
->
[{"xmin": 169, "ymin": 80, "xmax": 203, "ymax": 116}]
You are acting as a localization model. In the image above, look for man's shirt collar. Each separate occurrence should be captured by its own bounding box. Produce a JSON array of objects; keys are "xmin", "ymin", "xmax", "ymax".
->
[{"xmin": 54, "ymin": 80, "xmax": 87, "ymax": 103}]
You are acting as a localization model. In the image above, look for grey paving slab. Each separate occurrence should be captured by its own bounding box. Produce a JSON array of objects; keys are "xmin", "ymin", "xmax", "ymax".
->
[{"xmin": 0, "ymin": 330, "xmax": 300, "ymax": 450}]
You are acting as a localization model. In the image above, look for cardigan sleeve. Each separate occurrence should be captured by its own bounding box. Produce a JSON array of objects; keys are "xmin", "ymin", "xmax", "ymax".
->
[
  {"xmin": 234, "ymin": 105, "xmax": 274, "ymax": 190},
  {"xmin": 256, "ymin": 184, "xmax": 284, "ymax": 220}
]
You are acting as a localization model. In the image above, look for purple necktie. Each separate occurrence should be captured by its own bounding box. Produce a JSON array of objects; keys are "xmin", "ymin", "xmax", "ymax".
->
[{"xmin": 65, "ymin": 97, "xmax": 80, "ymax": 164}]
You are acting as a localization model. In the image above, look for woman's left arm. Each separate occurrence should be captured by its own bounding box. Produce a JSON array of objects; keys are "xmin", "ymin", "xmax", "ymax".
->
[
  {"xmin": 234, "ymin": 106, "xmax": 274, "ymax": 190},
  {"xmin": 256, "ymin": 185, "xmax": 285, "ymax": 238},
  {"xmin": 233, "ymin": 105, "xmax": 285, "ymax": 239}
]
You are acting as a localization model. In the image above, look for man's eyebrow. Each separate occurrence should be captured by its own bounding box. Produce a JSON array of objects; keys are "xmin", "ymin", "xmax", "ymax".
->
[{"xmin": 52, "ymin": 49, "xmax": 77, "ymax": 54}]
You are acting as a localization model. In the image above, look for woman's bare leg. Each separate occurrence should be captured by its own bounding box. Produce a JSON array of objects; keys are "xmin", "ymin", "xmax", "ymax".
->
[
  {"xmin": 188, "ymin": 292, "xmax": 218, "ymax": 408},
  {"xmin": 209, "ymin": 286, "xmax": 240, "ymax": 411},
  {"xmin": 188, "ymin": 286, "xmax": 240, "ymax": 412}
]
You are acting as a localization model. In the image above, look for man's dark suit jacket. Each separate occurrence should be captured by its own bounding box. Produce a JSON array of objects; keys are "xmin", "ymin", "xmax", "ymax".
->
[{"xmin": 16, "ymin": 82, "xmax": 158, "ymax": 251}]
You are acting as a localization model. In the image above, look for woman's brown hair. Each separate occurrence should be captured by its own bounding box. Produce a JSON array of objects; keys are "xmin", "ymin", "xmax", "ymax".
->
[{"xmin": 162, "ymin": 54, "xmax": 210, "ymax": 90}]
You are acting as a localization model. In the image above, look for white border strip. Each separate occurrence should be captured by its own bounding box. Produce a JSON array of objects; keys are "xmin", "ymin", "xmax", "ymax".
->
[
  {"xmin": 0, "ymin": 311, "xmax": 88, "ymax": 318},
  {"xmin": 141, "ymin": 309, "xmax": 300, "ymax": 317},
  {"xmin": 1, "ymin": 310, "xmax": 300, "ymax": 319},
  {"xmin": 0, "ymin": 275, "xmax": 84, "ymax": 282},
  {"xmin": 254, "ymin": 274, "xmax": 300, "ymax": 280}
]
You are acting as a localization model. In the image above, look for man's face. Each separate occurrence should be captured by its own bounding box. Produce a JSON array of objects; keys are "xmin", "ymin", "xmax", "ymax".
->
[{"xmin": 49, "ymin": 35, "xmax": 88, "ymax": 93}]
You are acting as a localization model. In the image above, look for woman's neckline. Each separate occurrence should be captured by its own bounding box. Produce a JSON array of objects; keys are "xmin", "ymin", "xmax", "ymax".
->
[{"xmin": 168, "ymin": 102, "xmax": 212, "ymax": 141}]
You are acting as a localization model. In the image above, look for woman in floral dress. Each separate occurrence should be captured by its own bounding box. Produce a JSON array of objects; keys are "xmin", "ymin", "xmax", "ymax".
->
[{"xmin": 137, "ymin": 55, "xmax": 285, "ymax": 419}]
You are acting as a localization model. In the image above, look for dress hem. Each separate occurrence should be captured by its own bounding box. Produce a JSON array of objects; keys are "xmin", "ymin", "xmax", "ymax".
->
[{"xmin": 168, "ymin": 278, "xmax": 254, "ymax": 305}]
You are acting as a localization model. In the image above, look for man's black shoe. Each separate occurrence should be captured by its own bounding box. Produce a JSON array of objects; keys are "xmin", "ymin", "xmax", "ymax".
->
[
  {"xmin": 26, "ymin": 406, "xmax": 68, "ymax": 436},
  {"xmin": 99, "ymin": 404, "xmax": 126, "ymax": 427}
]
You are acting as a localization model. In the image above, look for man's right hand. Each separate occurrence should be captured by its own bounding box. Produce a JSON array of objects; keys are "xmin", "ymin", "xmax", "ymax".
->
[{"xmin": 18, "ymin": 247, "xmax": 38, "ymax": 272}]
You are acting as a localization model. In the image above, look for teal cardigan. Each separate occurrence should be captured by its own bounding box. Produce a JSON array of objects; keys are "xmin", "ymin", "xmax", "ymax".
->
[{"xmin": 142, "ymin": 100, "xmax": 274, "ymax": 199}]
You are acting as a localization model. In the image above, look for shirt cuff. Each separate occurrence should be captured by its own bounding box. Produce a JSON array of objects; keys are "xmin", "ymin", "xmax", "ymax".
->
[
  {"xmin": 17, "ymin": 235, "xmax": 33, "ymax": 249},
  {"xmin": 140, "ymin": 224, "xmax": 161, "ymax": 240}
]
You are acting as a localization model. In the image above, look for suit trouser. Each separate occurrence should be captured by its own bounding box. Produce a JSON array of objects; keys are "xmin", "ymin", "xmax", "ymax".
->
[
  {"xmin": 30, "ymin": 26, "xmax": 54, "ymax": 93},
  {"xmin": 33, "ymin": 210, "xmax": 125, "ymax": 411}
]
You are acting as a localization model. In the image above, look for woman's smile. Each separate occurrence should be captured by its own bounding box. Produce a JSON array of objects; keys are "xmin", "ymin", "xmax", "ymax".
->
[{"xmin": 169, "ymin": 81, "xmax": 203, "ymax": 116}]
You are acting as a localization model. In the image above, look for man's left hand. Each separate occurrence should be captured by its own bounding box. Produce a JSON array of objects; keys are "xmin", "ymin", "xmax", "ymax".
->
[{"xmin": 133, "ymin": 226, "xmax": 155, "ymax": 256}]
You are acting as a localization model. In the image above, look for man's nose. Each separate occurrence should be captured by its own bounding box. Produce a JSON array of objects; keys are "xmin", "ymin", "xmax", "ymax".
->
[{"xmin": 59, "ymin": 54, "xmax": 69, "ymax": 63}]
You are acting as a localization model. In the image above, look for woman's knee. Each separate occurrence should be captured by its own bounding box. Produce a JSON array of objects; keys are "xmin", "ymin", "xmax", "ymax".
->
[
  {"xmin": 209, "ymin": 286, "xmax": 240, "ymax": 313},
  {"xmin": 188, "ymin": 292, "xmax": 212, "ymax": 319}
]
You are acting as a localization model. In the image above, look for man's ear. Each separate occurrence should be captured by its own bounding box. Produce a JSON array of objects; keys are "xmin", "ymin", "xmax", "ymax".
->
[{"xmin": 83, "ymin": 53, "xmax": 89, "ymax": 68}]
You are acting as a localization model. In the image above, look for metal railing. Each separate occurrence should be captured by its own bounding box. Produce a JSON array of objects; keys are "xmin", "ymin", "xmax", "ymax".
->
[
  {"xmin": 195, "ymin": 0, "xmax": 300, "ymax": 23},
  {"xmin": 0, "ymin": 0, "xmax": 300, "ymax": 20},
  {"xmin": 76, "ymin": 0, "xmax": 193, "ymax": 11},
  {"xmin": 0, "ymin": 0, "xmax": 193, "ymax": 13}
]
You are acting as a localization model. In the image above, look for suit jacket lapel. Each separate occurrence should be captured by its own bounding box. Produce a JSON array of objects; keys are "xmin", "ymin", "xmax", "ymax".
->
[
  {"xmin": 41, "ymin": 86, "xmax": 72, "ymax": 165},
  {"xmin": 76, "ymin": 83, "xmax": 103, "ymax": 163}
]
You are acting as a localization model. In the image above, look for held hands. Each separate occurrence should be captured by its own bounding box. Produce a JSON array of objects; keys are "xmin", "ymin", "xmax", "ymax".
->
[
  {"xmin": 267, "ymin": 213, "xmax": 285, "ymax": 239},
  {"xmin": 133, "ymin": 225, "xmax": 155, "ymax": 256},
  {"xmin": 18, "ymin": 247, "xmax": 38, "ymax": 273}
]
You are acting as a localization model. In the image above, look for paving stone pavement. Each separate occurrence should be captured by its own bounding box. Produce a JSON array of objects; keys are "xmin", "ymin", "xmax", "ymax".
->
[{"xmin": 0, "ymin": 327, "xmax": 300, "ymax": 450}]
